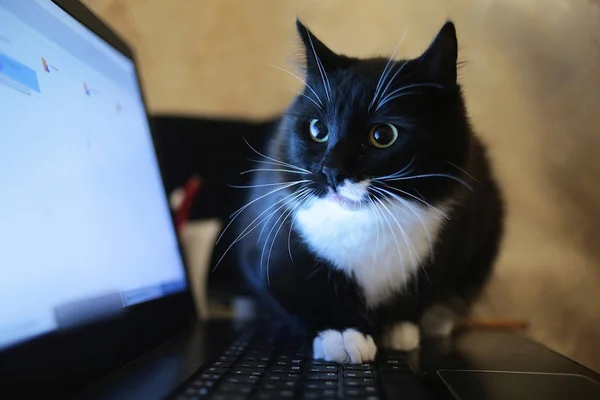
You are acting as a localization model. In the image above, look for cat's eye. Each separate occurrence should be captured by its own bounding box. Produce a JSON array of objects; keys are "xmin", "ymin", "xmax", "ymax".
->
[
  {"xmin": 309, "ymin": 119, "xmax": 329, "ymax": 143},
  {"xmin": 369, "ymin": 124, "xmax": 398, "ymax": 148}
]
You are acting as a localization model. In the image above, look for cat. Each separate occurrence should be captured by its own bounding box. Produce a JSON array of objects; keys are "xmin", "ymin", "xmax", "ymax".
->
[{"xmin": 229, "ymin": 20, "xmax": 504, "ymax": 364}]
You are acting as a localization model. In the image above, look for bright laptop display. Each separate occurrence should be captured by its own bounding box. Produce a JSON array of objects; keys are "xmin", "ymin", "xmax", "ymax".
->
[{"xmin": 0, "ymin": 0, "xmax": 187, "ymax": 349}]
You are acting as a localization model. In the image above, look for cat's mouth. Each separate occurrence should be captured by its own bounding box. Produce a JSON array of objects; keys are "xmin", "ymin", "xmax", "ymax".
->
[
  {"xmin": 324, "ymin": 180, "xmax": 371, "ymax": 210},
  {"xmin": 325, "ymin": 192, "xmax": 364, "ymax": 210}
]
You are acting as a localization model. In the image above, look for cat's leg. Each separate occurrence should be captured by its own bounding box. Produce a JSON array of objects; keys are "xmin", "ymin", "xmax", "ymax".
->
[
  {"xmin": 312, "ymin": 329, "xmax": 377, "ymax": 364},
  {"xmin": 420, "ymin": 304, "xmax": 457, "ymax": 337},
  {"xmin": 381, "ymin": 321, "xmax": 420, "ymax": 351}
]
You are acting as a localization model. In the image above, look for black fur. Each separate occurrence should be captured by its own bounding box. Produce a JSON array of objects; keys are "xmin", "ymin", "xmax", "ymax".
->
[{"xmin": 229, "ymin": 20, "xmax": 503, "ymax": 338}]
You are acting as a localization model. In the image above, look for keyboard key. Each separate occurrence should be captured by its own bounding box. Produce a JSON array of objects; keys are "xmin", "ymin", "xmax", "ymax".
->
[
  {"xmin": 311, "ymin": 360, "xmax": 338, "ymax": 366},
  {"xmin": 237, "ymin": 362, "xmax": 267, "ymax": 369},
  {"xmin": 271, "ymin": 366, "xmax": 302, "ymax": 373},
  {"xmin": 279, "ymin": 351, "xmax": 306, "ymax": 358},
  {"xmin": 345, "ymin": 386, "xmax": 378, "ymax": 396},
  {"xmin": 344, "ymin": 378, "xmax": 375, "ymax": 386},
  {"xmin": 184, "ymin": 387, "xmax": 201, "ymax": 396},
  {"xmin": 198, "ymin": 373, "xmax": 221, "ymax": 381},
  {"xmin": 243, "ymin": 356, "xmax": 270, "ymax": 362},
  {"xmin": 256, "ymin": 391, "xmax": 294, "ymax": 400},
  {"xmin": 344, "ymin": 369, "xmax": 374, "ymax": 378},
  {"xmin": 307, "ymin": 372, "xmax": 338, "ymax": 380},
  {"xmin": 217, "ymin": 384, "xmax": 254, "ymax": 394},
  {"xmin": 206, "ymin": 367, "xmax": 228, "ymax": 375},
  {"xmin": 309, "ymin": 365, "xmax": 337, "ymax": 373},
  {"xmin": 224, "ymin": 376, "xmax": 260, "ymax": 385},
  {"xmin": 260, "ymin": 381, "xmax": 297, "ymax": 390},
  {"xmin": 247, "ymin": 349, "xmax": 274, "ymax": 355},
  {"xmin": 212, "ymin": 361, "xmax": 233, "ymax": 368},
  {"xmin": 274, "ymin": 360, "xmax": 298, "ymax": 366},
  {"xmin": 305, "ymin": 381, "xmax": 337, "ymax": 390},
  {"xmin": 191, "ymin": 380, "xmax": 216, "ymax": 389},
  {"xmin": 232, "ymin": 368, "xmax": 264, "ymax": 376},
  {"xmin": 275, "ymin": 389, "xmax": 295, "ymax": 397},
  {"xmin": 379, "ymin": 364, "xmax": 412, "ymax": 372},
  {"xmin": 210, "ymin": 395, "xmax": 246, "ymax": 400},
  {"xmin": 343, "ymin": 363, "xmax": 373, "ymax": 370},
  {"xmin": 302, "ymin": 389, "xmax": 337, "ymax": 399},
  {"xmin": 265, "ymin": 373, "xmax": 301, "ymax": 381}
]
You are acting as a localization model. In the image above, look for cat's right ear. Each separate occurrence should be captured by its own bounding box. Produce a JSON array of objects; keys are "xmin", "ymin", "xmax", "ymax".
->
[
  {"xmin": 296, "ymin": 19, "xmax": 340, "ymax": 74},
  {"xmin": 418, "ymin": 21, "xmax": 458, "ymax": 85}
]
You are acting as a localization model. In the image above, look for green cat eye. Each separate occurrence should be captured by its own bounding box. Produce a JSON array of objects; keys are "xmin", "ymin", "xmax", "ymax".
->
[
  {"xmin": 369, "ymin": 123, "xmax": 398, "ymax": 148},
  {"xmin": 309, "ymin": 119, "xmax": 329, "ymax": 143}
]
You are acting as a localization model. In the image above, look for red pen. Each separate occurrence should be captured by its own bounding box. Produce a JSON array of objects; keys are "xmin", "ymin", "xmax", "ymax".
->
[{"xmin": 175, "ymin": 175, "xmax": 202, "ymax": 233}]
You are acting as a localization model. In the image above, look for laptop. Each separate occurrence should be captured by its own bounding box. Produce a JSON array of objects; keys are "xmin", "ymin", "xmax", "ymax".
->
[{"xmin": 1, "ymin": 1, "xmax": 599, "ymax": 399}]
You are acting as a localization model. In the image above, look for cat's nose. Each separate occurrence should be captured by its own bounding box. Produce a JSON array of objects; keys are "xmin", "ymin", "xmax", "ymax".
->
[{"xmin": 321, "ymin": 166, "xmax": 347, "ymax": 190}]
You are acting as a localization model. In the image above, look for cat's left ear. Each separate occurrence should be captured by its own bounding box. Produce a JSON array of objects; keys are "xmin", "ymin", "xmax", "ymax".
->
[
  {"xmin": 419, "ymin": 21, "xmax": 458, "ymax": 85},
  {"xmin": 296, "ymin": 19, "xmax": 341, "ymax": 74}
]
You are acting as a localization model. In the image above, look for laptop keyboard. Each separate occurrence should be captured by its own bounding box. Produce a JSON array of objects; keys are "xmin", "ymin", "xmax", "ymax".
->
[{"xmin": 172, "ymin": 326, "xmax": 426, "ymax": 400}]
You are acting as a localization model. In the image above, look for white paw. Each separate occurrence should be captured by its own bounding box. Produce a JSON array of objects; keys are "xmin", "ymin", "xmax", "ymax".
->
[
  {"xmin": 420, "ymin": 305, "xmax": 455, "ymax": 337},
  {"xmin": 382, "ymin": 321, "xmax": 420, "ymax": 351},
  {"xmin": 312, "ymin": 329, "xmax": 377, "ymax": 364}
]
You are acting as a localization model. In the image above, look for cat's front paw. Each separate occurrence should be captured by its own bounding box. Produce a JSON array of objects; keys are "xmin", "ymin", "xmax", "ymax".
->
[
  {"xmin": 312, "ymin": 329, "xmax": 377, "ymax": 364},
  {"xmin": 382, "ymin": 321, "xmax": 420, "ymax": 351}
]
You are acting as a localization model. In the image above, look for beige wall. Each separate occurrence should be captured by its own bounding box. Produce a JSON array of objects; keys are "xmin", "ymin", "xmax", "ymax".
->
[{"xmin": 84, "ymin": 0, "xmax": 600, "ymax": 371}]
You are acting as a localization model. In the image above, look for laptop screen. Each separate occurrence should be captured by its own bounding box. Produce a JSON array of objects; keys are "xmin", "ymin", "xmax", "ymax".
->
[{"xmin": 0, "ymin": 0, "xmax": 187, "ymax": 350}]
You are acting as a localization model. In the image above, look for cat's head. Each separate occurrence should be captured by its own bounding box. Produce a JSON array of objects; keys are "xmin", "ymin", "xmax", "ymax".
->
[{"xmin": 275, "ymin": 20, "xmax": 472, "ymax": 209}]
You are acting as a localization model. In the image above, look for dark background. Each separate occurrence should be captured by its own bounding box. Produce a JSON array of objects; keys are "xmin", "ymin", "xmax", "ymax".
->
[{"xmin": 151, "ymin": 115, "xmax": 280, "ymax": 294}]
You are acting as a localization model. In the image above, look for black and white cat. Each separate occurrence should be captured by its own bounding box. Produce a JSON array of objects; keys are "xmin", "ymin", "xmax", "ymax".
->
[{"xmin": 230, "ymin": 20, "xmax": 503, "ymax": 363}]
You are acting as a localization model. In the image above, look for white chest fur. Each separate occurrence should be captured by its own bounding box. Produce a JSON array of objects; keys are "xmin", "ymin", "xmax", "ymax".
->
[{"xmin": 295, "ymin": 195, "xmax": 448, "ymax": 308}]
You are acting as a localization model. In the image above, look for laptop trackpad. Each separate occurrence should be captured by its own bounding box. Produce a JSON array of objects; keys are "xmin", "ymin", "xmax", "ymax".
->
[{"xmin": 438, "ymin": 370, "xmax": 600, "ymax": 400}]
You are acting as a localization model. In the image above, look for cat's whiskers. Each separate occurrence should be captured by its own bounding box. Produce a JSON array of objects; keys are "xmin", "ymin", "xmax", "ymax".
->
[
  {"xmin": 240, "ymin": 168, "xmax": 309, "ymax": 176},
  {"xmin": 230, "ymin": 179, "xmax": 310, "ymax": 189},
  {"xmin": 369, "ymin": 27, "xmax": 408, "ymax": 112},
  {"xmin": 371, "ymin": 181, "xmax": 450, "ymax": 220},
  {"xmin": 305, "ymin": 264, "xmax": 322, "ymax": 282},
  {"xmin": 376, "ymin": 157, "xmax": 416, "ymax": 180},
  {"xmin": 288, "ymin": 190, "xmax": 315, "ymax": 266},
  {"xmin": 257, "ymin": 198, "xmax": 300, "ymax": 276},
  {"xmin": 366, "ymin": 196, "xmax": 382, "ymax": 267},
  {"xmin": 370, "ymin": 185, "xmax": 435, "ymax": 266},
  {"xmin": 244, "ymin": 138, "xmax": 313, "ymax": 174},
  {"xmin": 375, "ymin": 83, "xmax": 445, "ymax": 111},
  {"xmin": 370, "ymin": 188, "xmax": 424, "ymax": 283},
  {"xmin": 256, "ymin": 187, "xmax": 309, "ymax": 244},
  {"xmin": 228, "ymin": 180, "xmax": 308, "ymax": 222},
  {"xmin": 370, "ymin": 196, "xmax": 407, "ymax": 289},
  {"xmin": 256, "ymin": 62, "xmax": 324, "ymax": 107},
  {"xmin": 376, "ymin": 60, "xmax": 409, "ymax": 108},
  {"xmin": 248, "ymin": 159, "xmax": 311, "ymax": 175},
  {"xmin": 260, "ymin": 187, "xmax": 311, "ymax": 277},
  {"xmin": 378, "ymin": 172, "xmax": 473, "ymax": 192},
  {"xmin": 305, "ymin": 30, "xmax": 332, "ymax": 102},
  {"xmin": 272, "ymin": 86, "xmax": 322, "ymax": 110},
  {"xmin": 214, "ymin": 185, "xmax": 309, "ymax": 272},
  {"xmin": 265, "ymin": 189, "xmax": 314, "ymax": 286},
  {"xmin": 446, "ymin": 161, "xmax": 478, "ymax": 182},
  {"xmin": 214, "ymin": 180, "xmax": 307, "ymax": 268}
]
